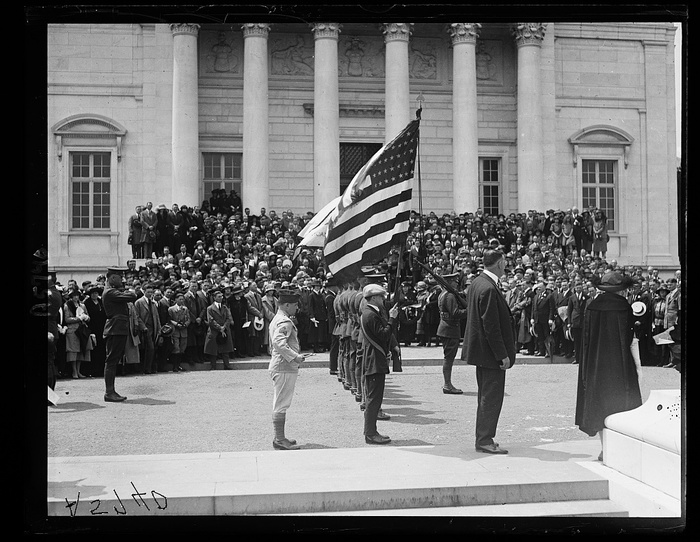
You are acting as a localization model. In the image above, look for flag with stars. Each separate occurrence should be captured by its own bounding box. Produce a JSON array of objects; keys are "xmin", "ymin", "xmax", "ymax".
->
[{"xmin": 324, "ymin": 118, "xmax": 420, "ymax": 285}]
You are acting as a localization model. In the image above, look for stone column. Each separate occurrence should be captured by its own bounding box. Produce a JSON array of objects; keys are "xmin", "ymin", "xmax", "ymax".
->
[
  {"xmin": 312, "ymin": 23, "xmax": 341, "ymax": 211},
  {"xmin": 512, "ymin": 23, "xmax": 546, "ymax": 213},
  {"xmin": 382, "ymin": 23, "xmax": 413, "ymax": 143},
  {"xmin": 170, "ymin": 23, "xmax": 200, "ymax": 207},
  {"xmin": 242, "ymin": 23, "xmax": 271, "ymax": 213},
  {"xmin": 447, "ymin": 23, "xmax": 481, "ymax": 214}
]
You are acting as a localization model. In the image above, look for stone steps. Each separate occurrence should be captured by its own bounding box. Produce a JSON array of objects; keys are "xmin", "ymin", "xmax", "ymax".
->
[
  {"xmin": 283, "ymin": 499, "xmax": 628, "ymax": 517},
  {"xmin": 48, "ymin": 445, "xmax": 629, "ymax": 518}
]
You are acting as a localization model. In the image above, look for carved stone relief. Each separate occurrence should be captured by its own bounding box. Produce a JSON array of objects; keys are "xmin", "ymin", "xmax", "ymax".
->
[
  {"xmin": 409, "ymin": 39, "xmax": 438, "ymax": 80},
  {"xmin": 475, "ymin": 39, "xmax": 497, "ymax": 81},
  {"xmin": 270, "ymin": 34, "xmax": 315, "ymax": 76},
  {"xmin": 338, "ymin": 36, "xmax": 385, "ymax": 78},
  {"xmin": 201, "ymin": 31, "xmax": 241, "ymax": 75}
]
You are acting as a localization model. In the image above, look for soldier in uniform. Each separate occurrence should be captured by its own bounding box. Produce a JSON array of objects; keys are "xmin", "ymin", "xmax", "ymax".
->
[
  {"xmin": 436, "ymin": 272, "xmax": 468, "ymax": 394},
  {"xmin": 268, "ymin": 289, "xmax": 308, "ymax": 450},
  {"xmin": 102, "ymin": 266, "xmax": 138, "ymax": 402},
  {"xmin": 324, "ymin": 274, "xmax": 340, "ymax": 375},
  {"xmin": 360, "ymin": 283, "xmax": 399, "ymax": 444}
]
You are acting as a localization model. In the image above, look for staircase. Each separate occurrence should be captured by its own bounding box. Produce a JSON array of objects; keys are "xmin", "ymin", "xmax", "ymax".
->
[{"xmin": 48, "ymin": 445, "xmax": 628, "ymax": 517}]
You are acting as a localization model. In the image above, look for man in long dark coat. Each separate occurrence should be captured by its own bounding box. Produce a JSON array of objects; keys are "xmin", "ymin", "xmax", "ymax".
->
[
  {"xmin": 460, "ymin": 250, "xmax": 516, "ymax": 454},
  {"xmin": 575, "ymin": 271, "xmax": 643, "ymax": 461},
  {"xmin": 203, "ymin": 288, "xmax": 234, "ymax": 370}
]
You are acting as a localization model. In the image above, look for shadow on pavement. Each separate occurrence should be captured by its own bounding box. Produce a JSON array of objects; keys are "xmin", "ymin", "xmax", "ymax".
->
[{"xmin": 49, "ymin": 402, "xmax": 105, "ymax": 413}]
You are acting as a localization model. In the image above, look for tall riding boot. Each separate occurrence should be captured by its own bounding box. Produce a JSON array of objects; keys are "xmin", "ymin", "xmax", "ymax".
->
[
  {"xmin": 104, "ymin": 364, "xmax": 126, "ymax": 401},
  {"xmin": 272, "ymin": 412, "xmax": 299, "ymax": 450}
]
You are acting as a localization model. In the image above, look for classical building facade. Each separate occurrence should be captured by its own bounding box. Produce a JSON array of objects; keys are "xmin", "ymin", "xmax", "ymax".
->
[{"xmin": 47, "ymin": 22, "xmax": 680, "ymax": 282}]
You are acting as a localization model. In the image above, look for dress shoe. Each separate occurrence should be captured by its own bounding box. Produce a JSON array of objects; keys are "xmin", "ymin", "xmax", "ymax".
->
[
  {"xmin": 272, "ymin": 438, "xmax": 300, "ymax": 450},
  {"xmin": 365, "ymin": 434, "xmax": 391, "ymax": 445},
  {"xmin": 104, "ymin": 392, "xmax": 127, "ymax": 403},
  {"xmin": 359, "ymin": 403, "xmax": 366, "ymax": 411},
  {"xmin": 442, "ymin": 386, "xmax": 463, "ymax": 395},
  {"xmin": 223, "ymin": 365, "xmax": 232, "ymax": 370},
  {"xmin": 355, "ymin": 392, "xmax": 362, "ymax": 402},
  {"xmin": 330, "ymin": 370, "xmax": 338, "ymax": 375},
  {"xmin": 377, "ymin": 410, "xmax": 391, "ymax": 420},
  {"xmin": 475, "ymin": 443, "xmax": 508, "ymax": 454}
]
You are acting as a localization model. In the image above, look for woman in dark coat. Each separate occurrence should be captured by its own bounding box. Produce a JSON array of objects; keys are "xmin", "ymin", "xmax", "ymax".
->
[{"xmin": 575, "ymin": 271, "xmax": 643, "ymax": 460}]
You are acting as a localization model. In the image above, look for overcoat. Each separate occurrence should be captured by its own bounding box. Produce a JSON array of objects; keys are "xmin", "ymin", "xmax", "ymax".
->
[
  {"xmin": 575, "ymin": 292, "xmax": 642, "ymax": 436},
  {"xmin": 460, "ymin": 272, "xmax": 516, "ymax": 369},
  {"xmin": 203, "ymin": 302, "xmax": 234, "ymax": 355}
]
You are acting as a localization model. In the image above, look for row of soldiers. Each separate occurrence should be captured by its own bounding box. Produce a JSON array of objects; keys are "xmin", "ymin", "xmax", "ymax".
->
[{"xmin": 328, "ymin": 268, "xmax": 403, "ymax": 419}]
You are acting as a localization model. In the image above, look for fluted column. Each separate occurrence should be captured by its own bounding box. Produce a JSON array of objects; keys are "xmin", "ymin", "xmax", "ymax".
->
[
  {"xmin": 242, "ymin": 23, "xmax": 271, "ymax": 213},
  {"xmin": 170, "ymin": 23, "xmax": 200, "ymax": 207},
  {"xmin": 448, "ymin": 23, "xmax": 481, "ymax": 214},
  {"xmin": 513, "ymin": 23, "xmax": 546, "ymax": 213},
  {"xmin": 312, "ymin": 23, "xmax": 341, "ymax": 211},
  {"xmin": 382, "ymin": 23, "xmax": 412, "ymax": 143}
]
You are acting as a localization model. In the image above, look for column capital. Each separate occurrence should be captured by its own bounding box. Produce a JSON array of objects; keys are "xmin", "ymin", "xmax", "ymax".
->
[
  {"xmin": 511, "ymin": 23, "xmax": 547, "ymax": 47},
  {"xmin": 242, "ymin": 23, "xmax": 272, "ymax": 38},
  {"xmin": 169, "ymin": 23, "xmax": 200, "ymax": 37},
  {"xmin": 381, "ymin": 23, "xmax": 413, "ymax": 43},
  {"xmin": 446, "ymin": 23, "xmax": 481, "ymax": 45},
  {"xmin": 311, "ymin": 22, "xmax": 341, "ymax": 40}
]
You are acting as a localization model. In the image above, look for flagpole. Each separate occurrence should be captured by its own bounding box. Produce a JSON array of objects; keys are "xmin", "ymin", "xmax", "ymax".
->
[{"xmin": 415, "ymin": 94, "xmax": 426, "ymax": 276}]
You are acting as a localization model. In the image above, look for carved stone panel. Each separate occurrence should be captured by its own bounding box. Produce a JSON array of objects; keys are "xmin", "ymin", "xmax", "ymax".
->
[
  {"xmin": 475, "ymin": 39, "xmax": 503, "ymax": 86},
  {"xmin": 200, "ymin": 30, "xmax": 243, "ymax": 77},
  {"xmin": 270, "ymin": 33, "xmax": 315, "ymax": 76},
  {"xmin": 338, "ymin": 36, "xmax": 385, "ymax": 78},
  {"xmin": 409, "ymin": 38, "xmax": 438, "ymax": 80}
]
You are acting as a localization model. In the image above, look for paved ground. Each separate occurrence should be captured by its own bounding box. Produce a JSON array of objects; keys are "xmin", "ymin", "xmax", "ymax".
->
[{"xmin": 48, "ymin": 349, "xmax": 682, "ymax": 457}]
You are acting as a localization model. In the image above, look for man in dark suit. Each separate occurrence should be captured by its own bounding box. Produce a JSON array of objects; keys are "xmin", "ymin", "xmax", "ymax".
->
[
  {"xmin": 134, "ymin": 283, "xmax": 161, "ymax": 374},
  {"xmin": 360, "ymin": 283, "xmax": 399, "ymax": 445},
  {"xmin": 102, "ymin": 266, "xmax": 137, "ymax": 402},
  {"xmin": 530, "ymin": 280, "xmax": 556, "ymax": 357},
  {"xmin": 566, "ymin": 279, "xmax": 588, "ymax": 365},
  {"xmin": 460, "ymin": 250, "xmax": 516, "ymax": 454},
  {"xmin": 554, "ymin": 278, "xmax": 573, "ymax": 357}
]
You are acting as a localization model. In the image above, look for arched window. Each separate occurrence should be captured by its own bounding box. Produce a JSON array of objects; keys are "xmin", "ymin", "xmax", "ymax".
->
[
  {"xmin": 569, "ymin": 125, "xmax": 634, "ymax": 232},
  {"xmin": 52, "ymin": 115, "xmax": 127, "ymax": 230}
]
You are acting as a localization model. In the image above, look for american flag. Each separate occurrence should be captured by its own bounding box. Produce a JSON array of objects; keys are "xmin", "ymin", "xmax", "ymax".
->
[{"xmin": 324, "ymin": 118, "xmax": 420, "ymax": 285}]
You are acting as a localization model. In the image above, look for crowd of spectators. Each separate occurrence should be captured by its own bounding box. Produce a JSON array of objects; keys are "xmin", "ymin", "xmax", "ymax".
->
[{"xmin": 49, "ymin": 189, "xmax": 681, "ymax": 380}]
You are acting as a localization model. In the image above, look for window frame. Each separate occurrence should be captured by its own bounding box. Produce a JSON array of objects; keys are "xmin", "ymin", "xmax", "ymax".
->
[
  {"xmin": 201, "ymin": 151, "xmax": 243, "ymax": 205},
  {"xmin": 69, "ymin": 151, "xmax": 112, "ymax": 231},
  {"xmin": 479, "ymin": 156, "xmax": 502, "ymax": 217},
  {"xmin": 581, "ymin": 159, "xmax": 618, "ymax": 232}
]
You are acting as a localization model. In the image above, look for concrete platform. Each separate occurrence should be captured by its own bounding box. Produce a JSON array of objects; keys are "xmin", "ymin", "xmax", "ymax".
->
[{"xmin": 47, "ymin": 439, "xmax": 678, "ymax": 518}]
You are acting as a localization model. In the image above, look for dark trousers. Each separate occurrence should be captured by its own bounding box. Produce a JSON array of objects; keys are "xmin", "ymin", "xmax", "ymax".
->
[
  {"xmin": 363, "ymin": 372, "xmax": 386, "ymax": 437},
  {"xmin": 355, "ymin": 344, "xmax": 364, "ymax": 399},
  {"xmin": 140, "ymin": 329, "xmax": 156, "ymax": 373},
  {"xmin": 475, "ymin": 365, "xmax": 506, "ymax": 448},
  {"xmin": 329, "ymin": 334, "xmax": 339, "ymax": 372},
  {"xmin": 156, "ymin": 337, "xmax": 172, "ymax": 371},
  {"xmin": 534, "ymin": 322, "xmax": 550, "ymax": 354},
  {"xmin": 104, "ymin": 334, "xmax": 128, "ymax": 394},
  {"xmin": 572, "ymin": 327, "xmax": 583, "ymax": 363}
]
